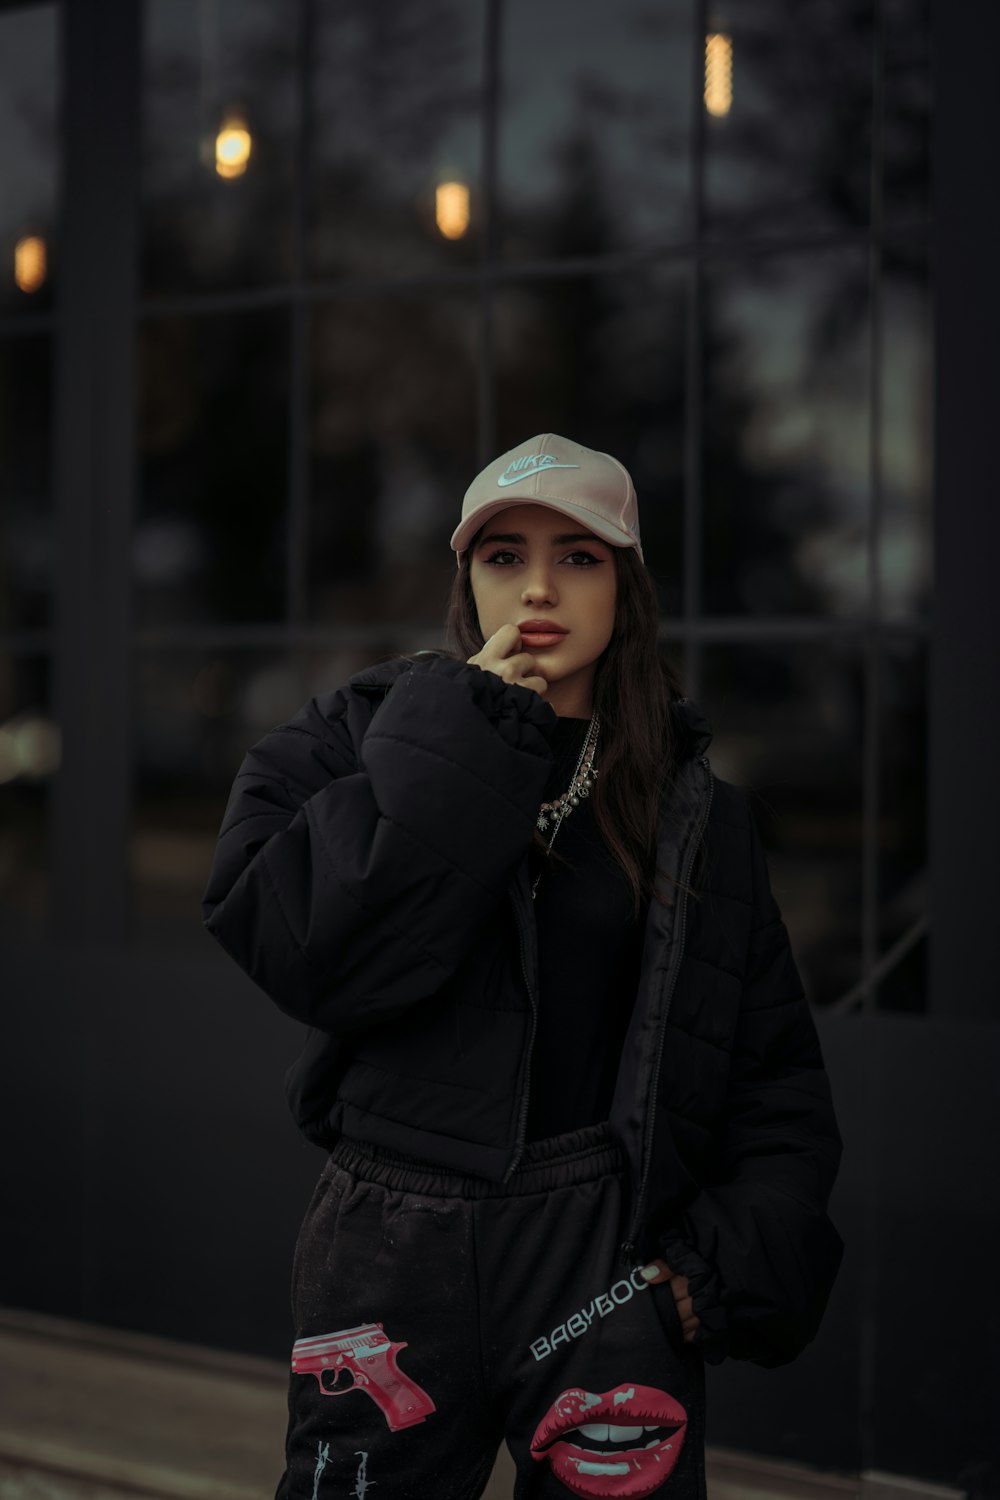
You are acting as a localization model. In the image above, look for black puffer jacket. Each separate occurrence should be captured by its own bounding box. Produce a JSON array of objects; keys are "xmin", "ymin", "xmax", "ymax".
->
[{"xmin": 202, "ymin": 651, "xmax": 844, "ymax": 1369}]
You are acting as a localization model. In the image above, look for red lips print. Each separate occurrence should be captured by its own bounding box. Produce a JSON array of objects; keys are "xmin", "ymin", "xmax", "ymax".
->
[{"xmin": 529, "ymin": 1381, "xmax": 687, "ymax": 1497}]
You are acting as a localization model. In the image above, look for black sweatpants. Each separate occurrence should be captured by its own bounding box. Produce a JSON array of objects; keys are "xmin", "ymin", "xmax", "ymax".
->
[{"xmin": 274, "ymin": 1119, "xmax": 707, "ymax": 1500}]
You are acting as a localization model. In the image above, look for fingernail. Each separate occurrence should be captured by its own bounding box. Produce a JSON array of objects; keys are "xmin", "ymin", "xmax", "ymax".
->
[{"xmin": 639, "ymin": 1264, "xmax": 659, "ymax": 1281}]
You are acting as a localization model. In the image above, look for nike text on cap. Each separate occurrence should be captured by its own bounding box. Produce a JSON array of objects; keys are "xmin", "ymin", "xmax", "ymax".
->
[{"xmin": 449, "ymin": 432, "xmax": 645, "ymax": 567}]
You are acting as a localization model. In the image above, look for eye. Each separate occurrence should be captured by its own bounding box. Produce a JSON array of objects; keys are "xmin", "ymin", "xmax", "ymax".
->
[{"xmin": 483, "ymin": 549, "xmax": 603, "ymax": 567}]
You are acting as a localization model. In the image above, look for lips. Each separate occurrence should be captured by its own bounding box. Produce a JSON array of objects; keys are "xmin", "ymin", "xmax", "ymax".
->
[
  {"xmin": 530, "ymin": 1383, "xmax": 687, "ymax": 1498},
  {"xmin": 520, "ymin": 632, "xmax": 567, "ymax": 647}
]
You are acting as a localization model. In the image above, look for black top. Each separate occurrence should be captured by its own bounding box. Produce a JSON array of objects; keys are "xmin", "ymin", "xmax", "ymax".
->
[{"xmin": 524, "ymin": 713, "xmax": 649, "ymax": 1141}]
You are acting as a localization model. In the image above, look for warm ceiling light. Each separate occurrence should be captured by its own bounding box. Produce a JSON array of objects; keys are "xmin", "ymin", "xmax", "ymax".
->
[
  {"xmin": 704, "ymin": 33, "xmax": 733, "ymax": 117},
  {"xmin": 14, "ymin": 235, "xmax": 47, "ymax": 293},
  {"xmin": 435, "ymin": 180, "xmax": 470, "ymax": 239},
  {"xmin": 216, "ymin": 111, "xmax": 252, "ymax": 178}
]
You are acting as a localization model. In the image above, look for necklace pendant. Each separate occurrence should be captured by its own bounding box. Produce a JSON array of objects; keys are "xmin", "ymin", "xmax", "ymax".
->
[{"xmin": 537, "ymin": 814, "xmax": 549, "ymax": 831}]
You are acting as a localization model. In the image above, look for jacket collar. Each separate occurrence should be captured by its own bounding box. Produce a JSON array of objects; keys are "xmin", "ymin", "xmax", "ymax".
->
[{"xmin": 669, "ymin": 697, "xmax": 713, "ymax": 758}]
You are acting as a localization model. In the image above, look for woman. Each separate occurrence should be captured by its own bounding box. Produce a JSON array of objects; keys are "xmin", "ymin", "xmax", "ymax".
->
[{"xmin": 202, "ymin": 433, "xmax": 845, "ymax": 1500}]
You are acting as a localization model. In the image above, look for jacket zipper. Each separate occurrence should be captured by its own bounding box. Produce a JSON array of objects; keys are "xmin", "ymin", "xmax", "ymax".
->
[
  {"xmin": 501, "ymin": 878, "xmax": 537, "ymax": 1184},
  {"xmin": 618, "ymin": 756, "xmax": 714, "ymax": 1269}
]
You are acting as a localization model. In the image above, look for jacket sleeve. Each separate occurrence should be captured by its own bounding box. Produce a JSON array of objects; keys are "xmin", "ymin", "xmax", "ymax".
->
[
  {"xmin": 655, "ymin": 796, "xmax": 845, "ymax": 1368},
  {"xmin": 200, "ymin": 655, "xmax": 557, "ymax": 1035}
]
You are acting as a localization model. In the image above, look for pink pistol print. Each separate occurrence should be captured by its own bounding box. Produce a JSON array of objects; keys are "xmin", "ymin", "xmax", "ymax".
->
[{"xmin": 291, "ymin": 1323, "xmax": 437, "ymax": 1433}]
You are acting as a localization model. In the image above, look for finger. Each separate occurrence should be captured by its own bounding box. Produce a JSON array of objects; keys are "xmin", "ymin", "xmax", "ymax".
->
[
  {"xmin": 666, "ymin": 1276, "xmax": 688, "ymax": 1308},
  {"xmin": 639, "ymin": 1259, "xmax": 673, "ymax": 1284}
]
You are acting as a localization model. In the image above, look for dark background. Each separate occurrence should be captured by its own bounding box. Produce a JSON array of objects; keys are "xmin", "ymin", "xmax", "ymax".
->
[{"xmin": 1, "ymin": 0, "xmax": 997, "ymax": 1494}]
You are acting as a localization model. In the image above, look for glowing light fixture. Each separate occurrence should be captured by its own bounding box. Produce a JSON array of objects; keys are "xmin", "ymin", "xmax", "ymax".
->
[
  {"xmin": 216, "ymin": 110, "xmax": 252, "ymax": 179},
  {"xmin": 704, "ymin": 33, "xmax": 733, "ymax": 117},
  {"xmin": 0, "ymin": 712, "xmax": 61, "ymax": 783},
  {"xmin": 14, "ymin": 235, "xmax": 47, "ymax": 293},
  {"xmin": 435, "ymin": 180, "xmax": 470, "ymax": 240}
]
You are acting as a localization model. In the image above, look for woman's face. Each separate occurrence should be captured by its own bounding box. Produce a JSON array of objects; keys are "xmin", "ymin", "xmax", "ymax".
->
[{"xmin": 468, "ymin": 502, "xmax": 618, "ymax": 716}]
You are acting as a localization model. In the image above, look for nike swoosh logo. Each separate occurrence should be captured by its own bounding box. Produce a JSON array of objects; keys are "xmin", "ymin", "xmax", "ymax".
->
[{"xmin": 497, "ymin": 463, "xmax": 581, "ymax": 487}]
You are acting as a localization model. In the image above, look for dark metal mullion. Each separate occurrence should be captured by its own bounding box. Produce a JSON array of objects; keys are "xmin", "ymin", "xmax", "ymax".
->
[
  {"xmin": 1, "ymin": 231, "xmax": 936, "ymax": 338},
  {"xmin": 478, "ymin": 0, "xmax": 502, "ymax": 467},
  {"xmin": 684, "ymin": 0, "xmax": 707, "ymax": 700},
  {"xmin": 47, "ymin": 0, "xmax": 142, "ymax": 1328},
  {"xmin": 286, "ymin": 0, "xmax": 313, "ymax": 682},
  {"xmin": 863, "ymin": 0, "xmax": 886, "ymax": 1015},
  {"xmin": 858, "ymin": 1, "xmax": 886, "ymax": 1485},
  {"xmin": 928, "ymin": 0, "xmax": 1000, "ymax": 1023},
  {"xmin": 50, "ymin": 0, "xmax": 141, "ymax": 948},
  {"xmin": 129, "ymin": 223, "xmax": 932, "ymax": 323}
]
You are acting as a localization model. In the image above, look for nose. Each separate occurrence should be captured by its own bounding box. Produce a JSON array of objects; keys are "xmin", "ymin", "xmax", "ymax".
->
[{"xmin": 520, "ymin": 560, "xmax": 558, "ymax": 600}]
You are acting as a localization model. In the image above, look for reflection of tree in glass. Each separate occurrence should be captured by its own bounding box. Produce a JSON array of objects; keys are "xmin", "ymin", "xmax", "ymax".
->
[
  {"xmin": 308, "ymin": 0, "xmax": 481, "ymax": 276},
  {"xmin": 312, "ymin": 0, "xmax": 477, "ymax": 170},
  {"xmin": 0, "ymin": 8, "xmax": 59, "ymax": 313},
  {"xmin": 307, "ymin": 297, "xmax": 479, "ymax": 623},
  {"xmin": 143, "ymin": 0, "xmax": 481, "ymax": 287},
  {"xmin": 137, "ymin": 0, "xmax": 930, "ymax": 636},
  {"xmin": 702, "ymin": 0, "xmax": 929, "ymax": 235},
  {"xmin": 702, "ymin": 0, "xmax": 873, "ymax": 235},
  {"xmin": 142, "ymin": 16, "xmax": 299, "ymax": 292},
  {"xmin": 138, "ymin": 313, "xmax": 288, "ymax": 626},
  {"xmin": 703, "ymin": 252, "xmax": 871, "ymax": 619}
]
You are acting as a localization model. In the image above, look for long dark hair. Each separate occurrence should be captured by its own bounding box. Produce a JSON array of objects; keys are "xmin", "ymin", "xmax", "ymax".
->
[{"xmin": 386, "ymin": 527, "xmax": 706, "ymax": 920}]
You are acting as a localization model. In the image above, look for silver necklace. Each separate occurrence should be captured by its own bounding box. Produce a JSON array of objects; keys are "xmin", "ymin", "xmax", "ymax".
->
[{"xmin": 532, "ymin": 711, "xmax": 600, "ymax": 900}]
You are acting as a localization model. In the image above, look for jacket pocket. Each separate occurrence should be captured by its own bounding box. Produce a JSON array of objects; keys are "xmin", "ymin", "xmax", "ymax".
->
[{"xmin": 650, "ymin": 1277, "xmax": 686, "ymax": 1356}]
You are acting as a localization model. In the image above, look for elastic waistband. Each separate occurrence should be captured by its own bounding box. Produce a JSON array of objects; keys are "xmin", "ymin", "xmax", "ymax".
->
[{"xmin": 327, "ymin": 1120, "xmax": 626, "ymax": 1199}]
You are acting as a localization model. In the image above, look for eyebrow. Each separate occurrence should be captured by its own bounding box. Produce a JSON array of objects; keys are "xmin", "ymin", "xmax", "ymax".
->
[{"xmin": 475, "ymin": 530, "xmax": 608, "ymax": 549}]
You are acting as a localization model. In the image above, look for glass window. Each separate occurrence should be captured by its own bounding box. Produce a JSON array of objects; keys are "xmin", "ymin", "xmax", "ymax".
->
[
  {"xmin": 55, "ymin": 0, "xmax": 932, "ymax": 1022},
  {"xmin": 131, "ymin": 647, "xmax": 301, "ymax": 941},
  {"xmin": 0, "ymin": 3, "xmax": 59, "ymax": 318},
  {"xmin": 0, "ymin": 652, "xmax": 52, "ymax": 943},
  {"xmin": 493, "ymin": 267, "xmax": 687, "ymax": 616},
  {"xmin": 883, "ymin": 0, "xmax": 931, "ymax": 227},
  {"xmin": 877, "ymin": 634, "xmax": 927, "ymax": 1013},
  {"xmin": 880, "ymin": 239, "xmax": 932, "ymax": 622},
  {"xmin": 702, "ymin": 639, "xmax": 864, "ymax": 1010},
  {"xmin": 498, "ymin": 0, "xmax": 694, "ymax": 260},
  {"xmin": 306, "ymin": 292, "xmax": 480, "ymax": 626},
  {"xmin": 307, "ymin": 1, "xmax": 487, "ymax": 279},
  {"xmin": 130, "ymin": 640, "xmax": 416, "ymax": 942},
  {"xmin": 702, "ymin": 0, "xmax": 873, "ymax": 239},
  {"xmin": 0, "ymin": 334, "xmax": 53, "ymax": 633},
  {"xmin": 136, "ymin": 309, "xmax": 291, "ymax": 626},
  {"xmin": 141, "ymin": 0, "xmax": 298, "ymax": 296},
  {"xmin": 702, "ymin": 245, "xmax": 871, "ymax": 617}
]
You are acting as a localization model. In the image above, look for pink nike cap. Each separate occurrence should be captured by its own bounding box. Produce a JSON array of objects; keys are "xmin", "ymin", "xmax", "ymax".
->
[{"xmin": 449, "ymin": 432, "xmax": 644, "ymax": 567}]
